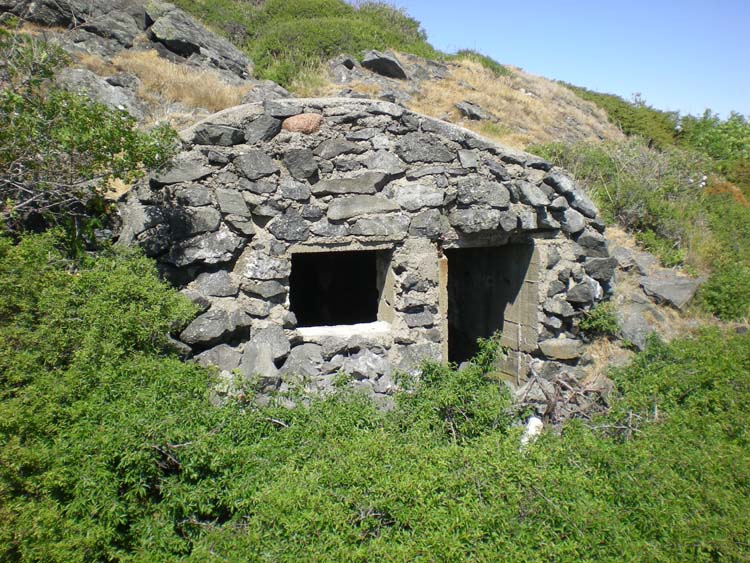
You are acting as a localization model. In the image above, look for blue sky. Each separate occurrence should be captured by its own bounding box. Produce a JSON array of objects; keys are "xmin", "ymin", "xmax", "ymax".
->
[{"xmin": 395, "ymin": 0, "xmax": 749, "ymax": 118}]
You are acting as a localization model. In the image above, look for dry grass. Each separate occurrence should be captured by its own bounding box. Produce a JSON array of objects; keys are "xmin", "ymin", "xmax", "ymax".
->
[
  {"xmin": 335, "ymin": 79, "xmax": 382, "ymax": 99},
  {"xmin": 104, "ymin": 178, "xmax": 131, "ymax": 201},
  {"xmin": 16, "ymin": 22, "xmax": 69, "ymax": 35},
  {"xmin": 76, "ymin": 52, "xmax": 118, "ymax": 76},
  {"xmin": 706, "ymin": 179, "xmax": 750, "ymax": 207},
  {"xmin": 583, "ymin": 338, "xmax": 634, "ymax": 380},
  {"xmin": 289, "ymin": 63, "xmax": 340, "ymax": 97},
  {"xmin": 408, "ymin": 59, "xmax": 624, "ymax": 150},
  {"xmin": 109, "ymin": 50, "xmax": 252, "ymax": 112}
]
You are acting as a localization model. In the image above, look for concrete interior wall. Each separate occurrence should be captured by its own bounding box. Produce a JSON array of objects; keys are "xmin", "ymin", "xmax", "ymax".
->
[{"xmin": 445, "ymin": 243, "xmax": 536, "ymax": 364}]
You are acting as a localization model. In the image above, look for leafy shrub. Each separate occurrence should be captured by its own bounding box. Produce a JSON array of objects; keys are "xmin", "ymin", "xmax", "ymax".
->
[
  {"xmin": 579, "ymin": 301, "xmax": 620, "ymax": 338},
  {"xmin": 2, "ymin": 237, "xmax": 750, "ymax": 561},
  {"xmin": 394, "ymin": 333, "xmax": 512, "ymax": 442},
  {"xmin": 0, "ymin": 31, "xmax": 176, "ymax": 241},
  {"xmin": 698, "ymin": 262, "xmax": 750, "ymax": 321},
  {"xmin": 635, "ymin": 229, "xmax": 685, "ymax": 268},
  {"xmin": 564, "ymin": 84, "xmax": 679, "ymax": 149},
  {"xmin": 726, "ymin": 158, "xmax": 750, "ymax": 189},
  {"xmin": 679, "ymin": 110, "xmax": 750, "ymax": 167}
]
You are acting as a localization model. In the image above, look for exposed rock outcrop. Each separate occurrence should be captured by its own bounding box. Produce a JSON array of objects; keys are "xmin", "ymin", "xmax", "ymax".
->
[{"xmin": 4, "ymin": 0, "xmax": 252, "ymax": 79}]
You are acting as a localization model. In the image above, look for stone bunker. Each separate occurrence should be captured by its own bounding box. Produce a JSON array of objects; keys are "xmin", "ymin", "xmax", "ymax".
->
[{"xmin": 118, "ymin": 97, "xmax": 615, "ymax": 399}]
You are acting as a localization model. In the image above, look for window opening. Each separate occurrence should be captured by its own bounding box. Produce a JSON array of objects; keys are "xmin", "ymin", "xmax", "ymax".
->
[{"xmin": 290, "ymin": 250, "xmax": 389, "ymax": 327}]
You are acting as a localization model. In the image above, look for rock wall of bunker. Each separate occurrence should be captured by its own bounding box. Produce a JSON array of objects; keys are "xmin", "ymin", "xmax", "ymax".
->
[{"xmin": 118, "ymin": 98, "xmax": 615, "ymax": 398}]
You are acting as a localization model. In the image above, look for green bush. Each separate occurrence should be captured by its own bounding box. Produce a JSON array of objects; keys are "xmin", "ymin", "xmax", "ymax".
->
[
  {"xmin": 3, "ymin": 233, "xmax": 750, "ymax": 561},
  {"xmin": 0, "ymin": 31, "xmax": 176, "ymax": 242},
  {"xmin": 696, "ymin": 191, "xmax": 750, "ymax": 320},
  {"xmin": 393, "ymin": 333, "xmax": 512, "ymax": 443},
  {"xmin": 635, "ymin": 230, "xmax": 685, "ymax": 268},
  {"xmin": 679, "ymin": 110, "xmax": 750, "ymax": 168},
  {"xmin": 249, "ymin": 16, "xmax": 387, "ymax": 86},
  {"xmin": 564, "ymin": 84, "xmax": 679, "ymax": 149},
  {"xmin": 698, "ymin": 262, "xmax": 750, "ymax": 321},
  {"xmin": 579, "ymin": 301, "xmax": 620, "ymax": 339}
]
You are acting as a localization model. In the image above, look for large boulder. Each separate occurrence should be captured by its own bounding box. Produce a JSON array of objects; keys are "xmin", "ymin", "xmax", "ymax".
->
[
  {"xmin": 455, "ymin": 100, "xmax": 492, "ymax": 121},
  {"xmin": 146, "ymin": 6, "xmax": 252, "ymax": 78},
  {"xmin": 640, "ymin": 273, "xmax": 705, "ymax": 310},
  {"xmin": 361, "ymin": 50, "xmax": 407, "ymax": 80},
  {"xmin": 56, "ymin": 68, "xmax": 146, "ymax": 119},
  {"xmin": 82, "ymin": 10, "xmax": 141, "ymax": 47}
]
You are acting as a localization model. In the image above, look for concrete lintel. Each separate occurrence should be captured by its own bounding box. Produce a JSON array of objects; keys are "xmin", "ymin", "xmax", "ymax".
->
[{"xmin": 289, "ymin": 241, "xmax": 394, "ymax": 254}]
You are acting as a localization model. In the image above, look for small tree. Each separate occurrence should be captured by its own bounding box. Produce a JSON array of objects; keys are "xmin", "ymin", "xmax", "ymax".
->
[{"xmin": 0, "ymin": 28, "xmax": 177, "ymax": 241}]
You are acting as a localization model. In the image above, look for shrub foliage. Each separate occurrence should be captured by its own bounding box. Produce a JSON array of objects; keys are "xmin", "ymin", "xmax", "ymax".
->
[
  {"xmin": 2, "ymin": 233, "xmax": 750, "ymax": 561},
  {"xmin": 0, "ymin": 30, "xmax": 176, "ymax": 239}
]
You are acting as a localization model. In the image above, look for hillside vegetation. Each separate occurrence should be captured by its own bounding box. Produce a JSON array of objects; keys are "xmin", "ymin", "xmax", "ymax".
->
[
  {"xmin": 2, "ymin": 233, "xmax": 749, "ymax": 561},
  {"xmin": 533, "ymin": 97, "xmax": 750, "ymax": 320},
  {"xmin": 0, "ymin": 30, "xmax": 176, "ymax": 241},
  {"xmin": 172, "ymin": 0, "xmax": 440, "ymax": 86}
]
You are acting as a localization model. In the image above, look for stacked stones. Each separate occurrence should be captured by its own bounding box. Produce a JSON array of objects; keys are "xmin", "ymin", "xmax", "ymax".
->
[{"xmin": 118, "ymin": 98, "xmax": 615, "ymax": 401}]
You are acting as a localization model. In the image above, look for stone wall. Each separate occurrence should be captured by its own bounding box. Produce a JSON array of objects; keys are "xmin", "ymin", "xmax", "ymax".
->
[{"xmin": 118, "ymin": 98, "xmax": 615, "ymax": 402}]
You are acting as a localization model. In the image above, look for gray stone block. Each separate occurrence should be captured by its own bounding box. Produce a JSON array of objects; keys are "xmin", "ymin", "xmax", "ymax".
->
[
  {"xmin": 234, "ymin": 151, "xmax": 279, "ymax": 180},
  {"xmin": 193, "ymin": 270, "xmax": 239, "ymax": 297},
  {"xmin": 312, "ymin": 172, "xmax": 388, "ymax": 196},
  {"xmin": 396, "ymin": 132, "xmax": 454, "ymax": 163},
  {"xmin": 314, "ymin": 137, "xmax": 366, "ymax": 159},
  {"xmin": 268, "ymin": 209, "xmax": 310, "ymax": 242},
  {"xmin": 192, "ymin": 124, "xmax": 245, "ymax": 146},
  {"xmin": 151, "ymin": 159, "xmax": 213, "ymax": 187},
  {"xmin": 456, "ymin": 176, "xmax": 510, "ymax": 208},
  {"xmin": 327, "ymin": 195, "xmax": 399, "ymax": 221},
  {"xmin": 244, "ymin": 114, "xmax": 281, "ymax": 144},
  {"xmin": 640, "ymin": 273, "xmax": 705, "ymax": 310},
  {"xmin": 283, "ymin": 149, "xmax": 318, "ymax": 180},
  {"xmin": 180, "ymin": 308, "xmax": 251, "ymax": 346},
  {"xmin": 216, "ymin": 188, "xmax": 250, "ymax": 216}
]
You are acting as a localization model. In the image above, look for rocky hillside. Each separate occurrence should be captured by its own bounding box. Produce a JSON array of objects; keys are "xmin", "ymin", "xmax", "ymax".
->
[
  {"xmin": 320, "ymin": 52, "xmax": 624, "ymax": 149},
  {"xmin": 3, "ymin": 0, "xmax": 291, "ymax": 130},
  {"xmin": 2, "ymin": 0, "xmax": 622, "ymax": 152}
]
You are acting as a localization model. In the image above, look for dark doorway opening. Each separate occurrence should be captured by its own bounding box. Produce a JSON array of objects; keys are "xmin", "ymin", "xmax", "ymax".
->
[
  {"xmin": 446, "ymin": 244, "xmax": 533, "ymax": 364},
  {"xmin": 290, "ymin": 250, "xmax": 380, "ymax": 327}
]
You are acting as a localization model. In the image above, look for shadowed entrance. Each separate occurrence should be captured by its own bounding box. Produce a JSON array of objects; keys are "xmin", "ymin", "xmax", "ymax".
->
[{"xmin": 446, "ymin": 244, "xmax": 534, "ymax": 364}]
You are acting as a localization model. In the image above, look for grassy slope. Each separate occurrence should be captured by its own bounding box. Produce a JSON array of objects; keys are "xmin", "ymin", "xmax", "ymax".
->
[{"xmin": 171, "ymin": 0, "xmax": 440, "ymax": 86}]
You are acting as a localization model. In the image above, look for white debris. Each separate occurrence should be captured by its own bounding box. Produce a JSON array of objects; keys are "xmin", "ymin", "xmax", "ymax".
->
[{"xmin": 520, "ymin": 416, "xmax": 544, "ymax": 448}]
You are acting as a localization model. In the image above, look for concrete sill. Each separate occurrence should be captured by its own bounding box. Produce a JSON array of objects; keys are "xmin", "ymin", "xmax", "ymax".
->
[{"xmin": 296, "ymin": 321, "xmax": 392, "ymax": 340}]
